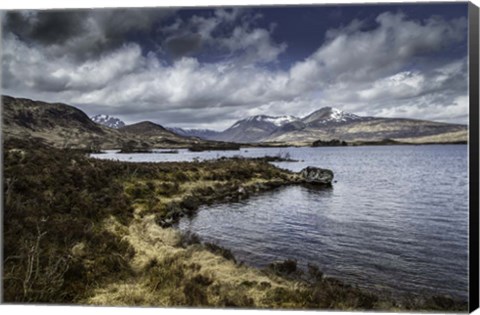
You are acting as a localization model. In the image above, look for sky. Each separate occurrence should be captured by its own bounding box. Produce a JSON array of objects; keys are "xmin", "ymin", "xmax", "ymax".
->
[{"xmin": 0, "ymin": 2, "xmax": 470, "ymax": 130}]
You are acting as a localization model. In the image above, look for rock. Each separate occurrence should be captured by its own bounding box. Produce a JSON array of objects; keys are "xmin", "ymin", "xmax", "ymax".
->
[{"xmin": 299, "ymin": 167, "xmax": 334, "ymax": 185}]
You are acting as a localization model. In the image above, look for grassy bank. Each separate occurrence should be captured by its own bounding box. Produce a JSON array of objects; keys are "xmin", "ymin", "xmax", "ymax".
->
[{"xmin": 2, "ymin": 139, "xmax": 467, "ymax": 311}]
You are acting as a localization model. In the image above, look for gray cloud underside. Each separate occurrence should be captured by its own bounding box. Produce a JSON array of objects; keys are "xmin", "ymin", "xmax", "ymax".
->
[
  {"xmin": 3, "ymin": 9, "xmax": 173, "ymax": 61},
  {"xmin": 1, "ymin": 10, "xmax": 469, "ymax": 130}
]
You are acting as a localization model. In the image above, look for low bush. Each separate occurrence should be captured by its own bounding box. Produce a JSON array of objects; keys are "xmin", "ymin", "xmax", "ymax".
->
[
  {"xmin": 3, "ymin": 140, "xmax": 135, "ymax": 303},
  {"xmin": 268, "ymin": 259, "xmax": 298, "ymax": 276}
]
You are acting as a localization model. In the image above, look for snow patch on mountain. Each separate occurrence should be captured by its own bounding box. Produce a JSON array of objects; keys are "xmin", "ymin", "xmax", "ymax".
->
[
  {"xmin": 91, "ymin": 114, "xmax": 125, "ymax": 129},
  {"xmin": 302, "ymin": 107, "xmax": 361, "ymax": 125},
  {"xmin": 325, "ymin": 107, "xmax": 360, "ymax": 123}
]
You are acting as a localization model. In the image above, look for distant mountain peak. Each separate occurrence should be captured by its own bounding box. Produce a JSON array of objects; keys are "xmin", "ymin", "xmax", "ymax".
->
[
  {"xmin": 122, "ymin": 121, "xmax": 168, "ymax": 132},
  {"xmin": 91, "ymin": 114, "xmax": 125, "ymax": 129},
  {"xmin": 118, "ymin": 120, "xmax": 188, "ymax": 139},
  {"xmin": 302, "ymin": 107, "xmax": 360, "ymax": 125},
  {"xmin": 134, "ymin": 121, "xmax": 162, "ymax": 127}
]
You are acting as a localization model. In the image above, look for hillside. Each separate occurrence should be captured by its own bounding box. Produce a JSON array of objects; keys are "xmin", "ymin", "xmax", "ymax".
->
[
  {"xmin": 114, "ymin": 121, "xmax": 206, "ymax": 152},
  {"xmin": 266, "ymin": 115, "xmax": 468, "ymax": 144},
  {"xmin": 2, "ymin": 95, "xmax": 121, "ymax": 149},
  {"xmin": 166, "ymin": 127, "xmax": 221, "ymax": 140},
  {"xmin": 119, "ymin": 121, "xmax": 201, "ymax": 143},
  {"xmin": 210, "ymin": 115, "xmax": 299, "ymax": 143},
  {"xmin": 1, "ymin": 96, "xmax": 204, "ymax": 150}
]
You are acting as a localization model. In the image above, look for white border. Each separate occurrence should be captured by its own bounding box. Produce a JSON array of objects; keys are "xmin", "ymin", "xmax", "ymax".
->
[{"xmin": 0, "ymin": 1, "xmax": 478, "ymax": 315}]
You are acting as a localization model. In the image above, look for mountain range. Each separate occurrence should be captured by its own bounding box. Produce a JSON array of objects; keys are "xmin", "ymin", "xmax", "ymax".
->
[
  {"xmin": 3, "ymin": 95, "xmax": 467, "ymax": 150},
  {"xmin": 164, "ymin": 107, "xmax": 467, "ymax": 144}
]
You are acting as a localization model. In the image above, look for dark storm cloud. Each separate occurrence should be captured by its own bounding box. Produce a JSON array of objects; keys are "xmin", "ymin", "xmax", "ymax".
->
[
  {"xmin": 165, "ymin": 33, "xmax": 202, "ymax": 58},
  {"xmin": 4, "ymin": 10, "xmax": 87, "ymax": 45},
  {"xmin": 3, "ymin": 8, "xmax": 173, "ymax": 61}
]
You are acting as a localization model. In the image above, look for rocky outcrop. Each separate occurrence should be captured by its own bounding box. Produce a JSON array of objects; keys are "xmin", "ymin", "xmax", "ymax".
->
[{"xmin": 299, "ymin": 167, "xmax": 334, "ymax": 185}]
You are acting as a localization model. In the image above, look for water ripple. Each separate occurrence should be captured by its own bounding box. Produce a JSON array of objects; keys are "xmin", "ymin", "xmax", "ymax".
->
[{"xmin": 175, "ymin": 145, "xmax": 468, "ymax": 300}]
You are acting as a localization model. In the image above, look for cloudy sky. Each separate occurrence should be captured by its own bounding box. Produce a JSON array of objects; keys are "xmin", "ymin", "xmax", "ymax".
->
[{"xmin": 1, "ymin": 3, "xmax": 469, "ymax": 130}]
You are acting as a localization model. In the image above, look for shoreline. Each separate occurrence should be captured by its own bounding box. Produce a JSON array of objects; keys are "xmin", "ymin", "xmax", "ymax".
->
[
  {"xmin": 138, "ymin": 140, "xmax": 470, "ymax": 151},
  {"xmin": 2, "ymin": 139, "xmax": 467, "ymax": 311}
]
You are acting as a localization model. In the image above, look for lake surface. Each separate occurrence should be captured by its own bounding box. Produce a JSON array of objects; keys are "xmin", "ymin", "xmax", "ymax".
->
[{"xmin": 92, "ymin": 145, "xmax": 469, "ymax": 300}]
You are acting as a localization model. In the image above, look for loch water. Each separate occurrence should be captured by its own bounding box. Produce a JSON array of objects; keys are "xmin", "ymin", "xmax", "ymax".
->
[{"xmin": 92, "ymin": 145, "xmax": 469, "ymax": 300}]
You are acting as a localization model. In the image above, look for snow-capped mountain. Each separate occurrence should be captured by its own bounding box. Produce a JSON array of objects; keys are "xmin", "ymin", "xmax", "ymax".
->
[
  {"xmin": 301, "ymin": 107, "xmax": 362, "ymax": 126},
  {"xmin": 167, "ymin": 116, "xmax": 299, "ymax": 142},
  {"xmin": 201, "ymin": 107, "xmax": 375, "ymax": 143},
  {"xmin": 91, "ymin": 114, "xmax": 126, "ymax": 129}
]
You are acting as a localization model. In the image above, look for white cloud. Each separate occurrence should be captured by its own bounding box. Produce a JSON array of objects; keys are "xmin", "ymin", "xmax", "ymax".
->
[
  {"xmin": 287, "ymin": 12, "xmax": 467, "ymax": 86},
  {"xmin": 2, "ymin": 35, "xmax": 144, "ymax": 92},
  {"xmin": 219, "ymin": 26, "xmax": 287, "ymax": 64},
  {"xmin": 374, "ymin": 94, "xmax": 469, "ymax": 123},
  {"xmin": 1, "ymin": 10, "xmax": 469, "ymax": 129},
  {"xmin": 161, "ymin": 8, "xmax": 286, "ymax": 64}
]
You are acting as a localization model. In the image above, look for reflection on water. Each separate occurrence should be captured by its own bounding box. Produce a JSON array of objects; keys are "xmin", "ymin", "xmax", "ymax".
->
[{"xmin": 93, "ymin": 145, "xmax": 469, "ymax": 300}]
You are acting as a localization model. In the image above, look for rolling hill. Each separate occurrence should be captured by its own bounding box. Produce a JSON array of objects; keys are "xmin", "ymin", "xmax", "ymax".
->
[{"xmin": 2, "ymin": 96, "xmax": 204, "ymax": 150}]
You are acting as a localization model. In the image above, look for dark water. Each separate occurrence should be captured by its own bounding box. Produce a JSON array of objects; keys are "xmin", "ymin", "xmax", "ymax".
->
[{"xmin": 93, "ymin": 145, "xmax": 469, "ymax": 300}]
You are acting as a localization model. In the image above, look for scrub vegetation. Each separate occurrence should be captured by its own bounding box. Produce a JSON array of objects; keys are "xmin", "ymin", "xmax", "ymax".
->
[{"xmin": 2, "ymin": 138, "xmax": 467, "ymax": 311}]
